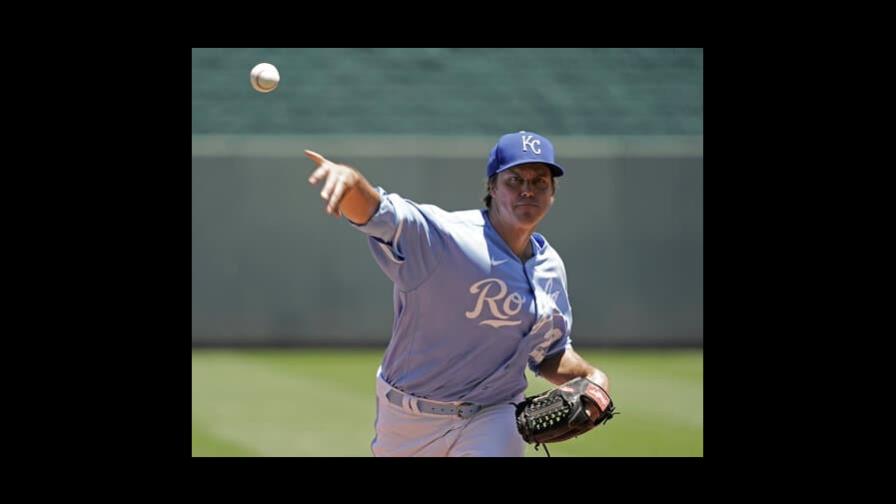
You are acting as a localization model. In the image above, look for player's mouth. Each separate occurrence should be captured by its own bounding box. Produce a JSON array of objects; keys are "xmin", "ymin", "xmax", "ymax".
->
[{"xmin": 515, "ymin": 202, "xmax": 540, "ymax": 208}]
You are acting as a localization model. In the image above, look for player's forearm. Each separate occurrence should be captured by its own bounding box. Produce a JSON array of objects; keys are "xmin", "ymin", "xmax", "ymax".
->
[{"xmin": 538, "ymin": 349, "xmax": 609, "ymax": 392}]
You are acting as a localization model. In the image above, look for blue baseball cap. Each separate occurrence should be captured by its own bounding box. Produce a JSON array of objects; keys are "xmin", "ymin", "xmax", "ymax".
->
[{"xmin": 486, "ymin": 131, "xmax": 565, "ymax": 178}]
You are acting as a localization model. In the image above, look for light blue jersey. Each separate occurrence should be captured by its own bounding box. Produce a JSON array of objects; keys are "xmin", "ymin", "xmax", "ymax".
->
[{"xmin": 352, "ymin": 187, "xmax": 572, "ymax": 406}]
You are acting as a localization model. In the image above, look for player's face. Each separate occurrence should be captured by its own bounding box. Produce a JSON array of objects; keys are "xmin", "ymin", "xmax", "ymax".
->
[{"xmin": 492, "ymin": 164, "xmax": 555, "ymax": 227}]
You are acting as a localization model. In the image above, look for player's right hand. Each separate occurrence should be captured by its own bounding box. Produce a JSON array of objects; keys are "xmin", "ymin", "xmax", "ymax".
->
[{"xmin": 304, "ymin": 150, "xmax": 362, "ymax": 217}]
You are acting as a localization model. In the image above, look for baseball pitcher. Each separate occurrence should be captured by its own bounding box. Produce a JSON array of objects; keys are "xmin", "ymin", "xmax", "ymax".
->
[{"xmin": 304, "ymin": 131, "xmax": 615, "ymax": 457}]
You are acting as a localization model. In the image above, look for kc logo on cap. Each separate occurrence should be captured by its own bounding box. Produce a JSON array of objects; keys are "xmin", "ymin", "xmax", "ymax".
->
[
  {"xmin": 486, "ymin": 130, "xmax": 565, "ymax": 178},
  {"xmin": 520, "ymin": 134, "xmax": 542, "ymax": 154}
]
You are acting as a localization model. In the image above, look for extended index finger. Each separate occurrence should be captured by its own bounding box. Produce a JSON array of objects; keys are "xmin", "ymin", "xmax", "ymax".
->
[{"xmin": 303, "ymin": 149, "xmax": 328, "ymax": 166}]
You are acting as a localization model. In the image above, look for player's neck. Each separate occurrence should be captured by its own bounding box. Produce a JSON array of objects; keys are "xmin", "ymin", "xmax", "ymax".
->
[{"xmin": 487, "ymin": 209, "xmax": 535, "ymax": 261}]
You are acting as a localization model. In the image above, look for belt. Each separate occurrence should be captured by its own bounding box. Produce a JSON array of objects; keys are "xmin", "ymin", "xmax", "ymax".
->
[{"xmin": 384, "ymin": 389, "xmax": 483, "ymax": 419}]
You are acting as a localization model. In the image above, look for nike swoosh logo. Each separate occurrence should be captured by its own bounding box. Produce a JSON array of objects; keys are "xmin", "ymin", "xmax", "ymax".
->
[{"xmin": 491, "ymin": 258, "xmax": 509, "ymax": 267}]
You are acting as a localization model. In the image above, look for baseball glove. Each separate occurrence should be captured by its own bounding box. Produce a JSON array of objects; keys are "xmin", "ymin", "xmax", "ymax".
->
[{"xmin": 515, "ymin": 377, "xmax": 616, "ymax": 454}]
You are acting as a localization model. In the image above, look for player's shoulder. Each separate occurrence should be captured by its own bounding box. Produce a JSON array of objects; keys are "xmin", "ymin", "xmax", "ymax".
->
[
  {"xmin": 533, "ymin": 232, "xmax": 565, "ymax": 264},
  {"xmin": 448, "ymin": 208, "xmax": 487, "ymax": 226},
  {"xmin": 382, "ymin": 192, "xmax": 452, "ymax": 222},
  {"xmin": 418, "ymin": 205, "xmax": 485, "ymax": 228},
  {"xmin": 381, "ymin": 189, "xmax": 483, "ymax": 232}
]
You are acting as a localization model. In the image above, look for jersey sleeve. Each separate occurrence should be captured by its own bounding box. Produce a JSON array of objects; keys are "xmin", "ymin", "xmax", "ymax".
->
[
  {"xmin": 528, "ymin": 258, "xmax": 574, "ymax": 374},
  {"xmin": 349, "ymin": 187, "xmax": 445, "ymax": 291},
  {"xmin": 527, "ymin": 335, "xmax": 573, "ymax": 375}
]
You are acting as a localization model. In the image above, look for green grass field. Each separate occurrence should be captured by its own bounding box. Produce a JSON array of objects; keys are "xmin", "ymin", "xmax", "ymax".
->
[{"xmin": 192, "ymin": 348, "xmax": 702, "ymax": 457}]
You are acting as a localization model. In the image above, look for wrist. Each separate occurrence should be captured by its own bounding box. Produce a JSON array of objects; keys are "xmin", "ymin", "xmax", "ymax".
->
[{"xmin": 587, "ymin": 370, "xmax": 609, "ymax": 391}]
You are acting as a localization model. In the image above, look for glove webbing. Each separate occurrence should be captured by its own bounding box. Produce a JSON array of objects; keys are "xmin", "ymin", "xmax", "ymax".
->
[
  {"xmin": 526, "ymin": 394, "xmax": 572, "ymax": 439},
  {"xmin": 518, "ymin": 395, "xmax": 565, "ymax": 457}
]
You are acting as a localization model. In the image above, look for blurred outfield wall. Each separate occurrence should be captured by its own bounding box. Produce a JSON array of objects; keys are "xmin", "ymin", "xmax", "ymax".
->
[{"xmin": 192, "ymin": 134, "xmax": 702, "ymax": 347}]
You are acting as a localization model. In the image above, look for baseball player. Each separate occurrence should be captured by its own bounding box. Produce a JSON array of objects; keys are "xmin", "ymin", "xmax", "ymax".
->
[{"xmin": 304, "ymin": 131, "xmax": 611, "ymax": 457}]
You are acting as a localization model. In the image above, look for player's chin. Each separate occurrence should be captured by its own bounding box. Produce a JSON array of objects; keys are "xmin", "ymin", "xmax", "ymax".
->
[{"xmin": 513, "ymin": 205, "xmax": 545, "ymax": 223}]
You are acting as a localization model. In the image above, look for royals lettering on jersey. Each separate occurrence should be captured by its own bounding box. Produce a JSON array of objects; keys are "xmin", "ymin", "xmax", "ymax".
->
[
  {"xmin": 465, "ymin": 278, "xmax": 525, "ymax": 328},
  {"xmin": 352, "ymin": 187, "xmax": 573, "ymax": 405}
]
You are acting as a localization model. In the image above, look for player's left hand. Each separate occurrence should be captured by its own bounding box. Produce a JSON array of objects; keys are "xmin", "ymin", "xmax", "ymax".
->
[{"xmin": 515, "ymin": 377, "xmax": 617, "ymax": 446}]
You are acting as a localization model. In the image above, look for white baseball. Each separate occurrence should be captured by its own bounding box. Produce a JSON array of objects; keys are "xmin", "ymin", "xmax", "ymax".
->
[{"xmin": 250, "ymin": 63, "xmax": 280, "ymax": 93}]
